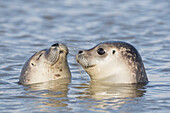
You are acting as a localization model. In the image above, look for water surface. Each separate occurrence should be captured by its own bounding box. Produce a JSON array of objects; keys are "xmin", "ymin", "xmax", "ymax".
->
[{"xmin": 0, "ymin": 0, "xmax": 170, "ymax": 113}]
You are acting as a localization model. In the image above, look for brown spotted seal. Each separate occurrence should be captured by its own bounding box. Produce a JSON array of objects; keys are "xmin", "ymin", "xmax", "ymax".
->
[
  {"xmin": 76, "ymin": 41, "xmax": 148, "ymax": 84},
  {"xmin": 19, "ymin": 43, "xmax": 71, "ymax": 85}
]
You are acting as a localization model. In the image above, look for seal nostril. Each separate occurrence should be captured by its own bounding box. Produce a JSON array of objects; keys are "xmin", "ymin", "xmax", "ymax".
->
[
  {"xmin": 78, "ymin": 50, "xmax": 83, "ymax": 54},
  {"xmin": 52, "ymin": 43, "xmax": 59, "ymax": 47},
  {"xmin": 59, "ymin": 50, "xmax": 64, "ymax": 54}
]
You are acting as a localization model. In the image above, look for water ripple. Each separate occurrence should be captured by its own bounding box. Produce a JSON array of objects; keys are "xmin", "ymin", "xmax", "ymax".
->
[{"xmin": 0, "ymin": 0, "xmax": 170, "ymax": 112}]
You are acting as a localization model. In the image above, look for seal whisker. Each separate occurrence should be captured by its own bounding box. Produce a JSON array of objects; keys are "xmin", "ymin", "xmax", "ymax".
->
[
  {"xmin": 68, "ymin": 52, "xmax": 75, "ymax": 56},
  {"xmin": 73, "ymin": 54, "xmax": 87, "ymax": 80},
  {"xmin": 68, "ymin": 45, "xmax": 88, "ymax": 81}
]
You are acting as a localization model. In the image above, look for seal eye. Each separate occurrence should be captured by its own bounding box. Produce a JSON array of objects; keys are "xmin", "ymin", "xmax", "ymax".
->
[{"xmin": 97, "ymin": 48, "xmax": 105, "ymax": 55}]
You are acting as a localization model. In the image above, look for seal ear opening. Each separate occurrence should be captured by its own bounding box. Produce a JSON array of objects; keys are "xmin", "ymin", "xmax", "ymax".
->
[{"xmin": 31, "ymin": 63, "xmax": 36, "ymax": 66}]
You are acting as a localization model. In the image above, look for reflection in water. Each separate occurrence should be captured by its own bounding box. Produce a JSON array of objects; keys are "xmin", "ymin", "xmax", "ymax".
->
[
  {"xmin": 24, "ymin": 79, "xmax": 71, "ymax": 111},
  {"xmin": 77, "ymin": 81, "xmax": 147, "ymax": 112}
]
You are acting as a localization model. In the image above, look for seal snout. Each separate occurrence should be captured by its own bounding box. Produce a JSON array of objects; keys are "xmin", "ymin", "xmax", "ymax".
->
[
  {"xmin": 76, "ymin": 50, "xmax": 84, "ymax": 64},
  {"xmin": 76, "ymin": 50, "xmax": 85, "ymax": 62},
  {"xmin": 76, "ymin": 50, "xmax": 96, "ymax": 70},
  {"xmin": 51, "ymin": 43, "xmax": 69, "ymax": 55}
]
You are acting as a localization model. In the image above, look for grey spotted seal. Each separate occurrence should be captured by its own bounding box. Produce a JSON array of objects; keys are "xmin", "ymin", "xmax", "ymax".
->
[
  {"xmin": 19, "ymin": 43, "xmax": 71, "ymax": 85},
  {"xmin": 76, "ymin": 41, "xmax": 148, "ymax": 84}
]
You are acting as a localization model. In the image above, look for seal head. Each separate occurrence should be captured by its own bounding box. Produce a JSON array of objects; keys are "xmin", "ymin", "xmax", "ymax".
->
[
  {"xmin": 76, "ymin": 41, "xmax": 148, "ymax": 84},
  {"xmin": 19, "ymin": 43, "xmax": 71, "ymax": 85}
]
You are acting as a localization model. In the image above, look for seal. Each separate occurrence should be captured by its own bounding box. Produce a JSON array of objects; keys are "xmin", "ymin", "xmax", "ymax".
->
[
  {"xmin": 76, "ymin": 41, "xmax": 148, "ymax": 84},
  {"xmin": 19, "ymin": 43, "xmax": 71, "ymax": 85}
]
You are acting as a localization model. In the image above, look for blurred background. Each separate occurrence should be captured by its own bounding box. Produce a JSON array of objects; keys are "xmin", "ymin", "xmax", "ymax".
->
[{"xmin": 0, "ymin": 0, "xmax": 170, "ymax": 112}]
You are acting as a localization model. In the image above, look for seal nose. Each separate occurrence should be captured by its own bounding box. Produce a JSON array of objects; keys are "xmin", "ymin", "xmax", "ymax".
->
[
  {"xmin": 52, "ymin": 43, "xmax": 59, "ymax": 47},
  {"xmin": 78, "ymin": 50, "xmax": 84, "ymax": 54}
]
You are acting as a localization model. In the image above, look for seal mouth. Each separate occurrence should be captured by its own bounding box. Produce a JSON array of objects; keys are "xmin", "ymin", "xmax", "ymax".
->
[{"xmin": 83, "ymin": 65, "xmax": 96, "ymax": 69}]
